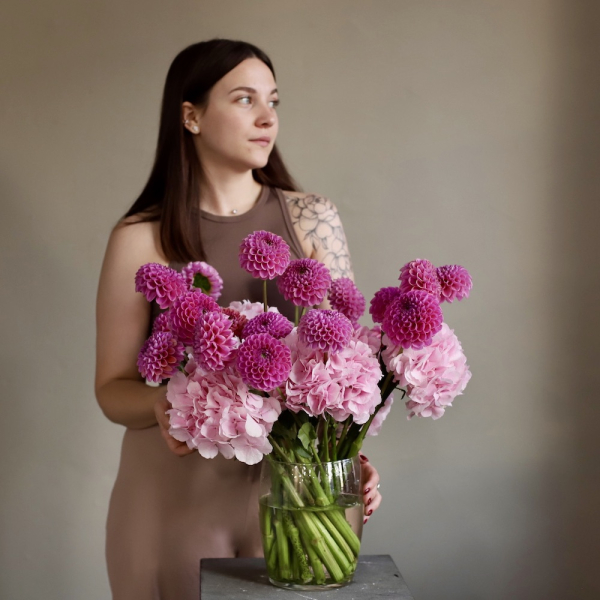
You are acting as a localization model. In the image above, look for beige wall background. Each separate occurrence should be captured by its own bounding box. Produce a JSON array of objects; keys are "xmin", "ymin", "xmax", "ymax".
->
[{"xmin": 1, "ymin": 1, "xmax": 599, "ymax": 598}]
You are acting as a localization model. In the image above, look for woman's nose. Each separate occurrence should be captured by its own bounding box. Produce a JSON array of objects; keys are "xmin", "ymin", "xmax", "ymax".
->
[{"xmin": 257, "ymin": 104, "xmax": 276, "ymax": 127}]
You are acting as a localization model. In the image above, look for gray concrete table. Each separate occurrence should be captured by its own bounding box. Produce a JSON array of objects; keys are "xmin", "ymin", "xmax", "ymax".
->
[{"xmin": 200, "ymin": 554, "xmax": 415, "ymax": 599}]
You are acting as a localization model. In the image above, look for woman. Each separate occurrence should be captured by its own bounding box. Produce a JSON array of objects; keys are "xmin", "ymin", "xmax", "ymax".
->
[{"xmin": 95, "ymin": 39, "xmax": 382, "ymax": 599}]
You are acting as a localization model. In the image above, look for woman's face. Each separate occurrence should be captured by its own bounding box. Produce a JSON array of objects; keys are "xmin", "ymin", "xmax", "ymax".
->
[{"xmin": 194, "ymin": 57, "xmax": 279, "ymax": 172}]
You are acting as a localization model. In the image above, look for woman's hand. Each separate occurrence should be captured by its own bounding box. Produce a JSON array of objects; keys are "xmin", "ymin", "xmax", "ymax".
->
[
  {"xmin": 154, "ymin": 396, "xmax": 194, "ymax": 456},
  {"xmin": 360, "ymin": 453, "xmax": 382, "ymax": 524}
]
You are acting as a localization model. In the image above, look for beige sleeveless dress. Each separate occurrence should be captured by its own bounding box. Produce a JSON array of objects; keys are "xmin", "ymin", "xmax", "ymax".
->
[{"xmin": 106, "ymin": 186, "xmax": 306, "ymax": 599}]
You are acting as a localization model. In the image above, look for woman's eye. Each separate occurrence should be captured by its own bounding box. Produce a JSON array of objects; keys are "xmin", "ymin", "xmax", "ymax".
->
[
  {"xmin": 269, "ymin": 99, "xmax": 280, "ymax": 108},
  {"xmin": 239, "ymin": 96, "xmax": 251, "ymax": 104}
]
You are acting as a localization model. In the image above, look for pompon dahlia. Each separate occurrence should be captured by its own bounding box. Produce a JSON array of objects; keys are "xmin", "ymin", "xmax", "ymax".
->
[
  {"xmin": 222, "ymin": 308, "xmax": 248, "ymax": 338},
  {"xmin": 137, "ymin": 331, "xmax": 184, "ymax": 383},
  {"xmin": 193, "ymin": 310, "xmax": 237, "ymax": 372},
  {"xmin": 181, "ymin": 261, "xmax": 223, "ymax": 300},
  {"xmin": 382, "ymin": 290, "xmax": 443, "ymax": 349},
  {"xmin": 243, "ymin": 312, "xmax": 294, "ymax": 340},
  {"xmin": 169, "ymin": 289, "xmax": 220, "ymax": 346},
  {"xmin": 436, "ymin": 265, "xmax": 472, "ymax": 303},
  {"xmin": 239, "ymin": 230, "xmax": 290, "ymax": 280},
  {"xmin": 135, "ymin": 263, "xmax": 187, "ymax": 309},
  {"xmin": 151, "ymin": 311, "xmax": 171, "ymax": 334},
  {"xmin": 399, "ymin": 259, "xmax": 441, "ymax": 299},
  {"xmin": 328, "ymin": 277, "xmax": 366, "ymax": 323},
  {"xmin": 277, "ymin": 258, "xmax": 331, "ymax": 307},
  {"xmin": 237, "ymin": 333, "xmax": 292, "ymax": 391},
  {"xmin": 297, "ymin": 309, "xmax": 353, "ymax": 354},
  {"xmin": 370, "ymin": 286, "xmax": 402, "ymax": 324}
]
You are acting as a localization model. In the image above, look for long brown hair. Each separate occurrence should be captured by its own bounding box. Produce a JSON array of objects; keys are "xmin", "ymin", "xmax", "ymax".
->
[{"xmin": 123, "ymin": 39, "xmax": 301, "ymax": 262}]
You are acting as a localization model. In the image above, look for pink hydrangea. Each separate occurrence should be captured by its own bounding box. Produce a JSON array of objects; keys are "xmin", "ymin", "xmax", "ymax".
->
[
  {"xmin": 366, "ymin": 396, "xmax": 394, "ymax": 437},
  {"xmin": 277, "ymin": 258, "xmax": 331, "ymax": 307},
  {"xmin": 243, "ymin": 312, "xmax": 294, "ymax": 340},
  {"xmin": 239, "ymin": 230, "xmax": 290, "ymax": 280},
  {"xmin": 369, "ymin": 287, "xmax": 402, "ymax": 324},
  {"xmin": 297, "ymin": 309, "xmax": 353, "ymax": 354},
  {"xmin": 151, "ymin": 311, "xmax": 171, "ymax": 334},
  {"xmin": 135, "ymin": 263, "xmax": 187, "ymax": 309},
  {"xmin": 282, "ymin": 329, "xmax": 382, "ymax": 424},
  {"xmin": 382, "ymin": 290, "xmax": 443, "ymax": 349},
  {"xmin": 436, "ymin": 265, "xmax": 472, "ymax": 303},
  {"xmin": 137, "ymin": 331, "xmax": 184, "ymax": 383},
  {"xmin": 328, "ymin": 278, "xmax": 365, "ymax": 323},
  {"xmin": 193, "ymin": 310, "xmax": 238, "ymax": 372},
  {"xmin": 181, "ymin": 261, "xmax": 223, "ymax": 300},
  {"xmin": 169, "ymin": 289, "xmax": 220, "ymax": 346},
  {"xmin": 166, "ymin": 366, "xmax": 281, "ymax": 464},
  {"xmin": 222, "ymin": 308, "xmax": 248, "ymax": 338},
  {"xmin": 381, "ymin": 323, "xmax": 471, "ymax": 420},
  {"xmin": 399, "ymin": 259, "xmax": 441, "ymax": 299},
  {"xmin": 237, "ymin": 333, "xmax": 292, "ymax": 391},
  {"xmin": 352, "ymin": 323, "xmax": 382, "ymax": 354}
]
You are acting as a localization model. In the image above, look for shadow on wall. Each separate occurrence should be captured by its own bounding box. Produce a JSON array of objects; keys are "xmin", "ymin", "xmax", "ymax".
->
[{"xmin": 550, "ymin": 2, "xmax": 600, "ymax": 598}]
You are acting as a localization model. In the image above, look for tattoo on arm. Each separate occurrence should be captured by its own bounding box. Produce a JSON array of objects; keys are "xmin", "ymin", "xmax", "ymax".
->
[{"xmin": 285, "ymin": 194, "xmax": 353, "ymax": 279}]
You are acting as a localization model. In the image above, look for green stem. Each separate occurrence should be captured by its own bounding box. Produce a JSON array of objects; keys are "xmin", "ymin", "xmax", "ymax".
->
[
  {"xmin": 323, "ymin": 418, "xmax": 330, "ymax": 463},
  {"xmin": 274, "ymin": 514, "xmax": 291, "ymax": 580},
  {"xmin": 317, "ymin": 511, "xmax": 355, "ymax": 562},
  {"xmin": 283, "ymin": 511, "xmax": 312, "ymax": 582},
  {"xmin": 298, "ymin": 521, "xmax": 326, "ymax": 584},
  {"xmin": 336, "ymin": 418, "xmax": 351, "ymax": 457},
  {"xmin": 329, "ymin": 416, "xmax": 337, "ymax": 462},
  {"xmin": 311, "ymin": 512, "xmax": 353, "ymax": 577}
]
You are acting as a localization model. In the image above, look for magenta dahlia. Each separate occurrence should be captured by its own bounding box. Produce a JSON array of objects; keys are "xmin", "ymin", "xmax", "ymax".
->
[
  {"xmin": 222, "ymin": 307, "xmax": 248, "ymax": 338},
  {"xmin": 277, "ymin": 258, "xmax": 331, "ymax": 307},
  {"xmin": 243, "ymin": 312, "xmax": 294, "ymax": 340},
  {"xmin": 193, "ymin": 310, "xmax": 237, "ymax": 371},
  {"xmin": 328, "ymin": 277, "xmax": 365, "ymax": 323},
  {"xmin": 399, "ymin": 259, "xmax": 441, "ymax": 299},
  {"xmin": 169, "ymin": 289, "xmax": 220, "ymax": 346},
  {"xmin": 436, "ymin": 265, "xmax": 472, "ymax": 303},
  {"xmin": 135, "ymin": 263, "xmax": 187, "ymax": 309},
  {"xmin": 151, "ymin": 311, "xmax": 171, "ymax": 334},
  {"xmin": 237, "ymin": 333, "xmax": 292, "ymax": 391},
  {"xmin": 137, "ymin": 331, "xmax": 184, "ymax": 383},
  {"xmin": 181, "ymin": 261, "xmax": 223, "ymax": 300},
  {"xmin": 239, "ymin": 230, "xmax": 290, "ymax": 280},
  {"xmin": 382, "ymin": 290, "xmax": 443, "ymax": 349},
  {"xmin": 369, "ymin": 286, "xmax": 402, "ymax": 324},
  {"xmin": 297, "ymin": 309, "xmax": 353, "ymax": 354}
]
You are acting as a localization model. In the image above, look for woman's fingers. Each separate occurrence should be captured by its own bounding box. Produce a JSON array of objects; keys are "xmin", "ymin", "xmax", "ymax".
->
[
  {"xmin": 360, "ymin": 457, "xmax": 382, "ymax": 519},
  {"xmin": 155, "ymin": 395, "xmax": 194, "ymax": 456}
]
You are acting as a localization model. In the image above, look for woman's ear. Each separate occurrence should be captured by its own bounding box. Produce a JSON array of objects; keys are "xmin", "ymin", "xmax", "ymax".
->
[{"xmin": 181, "ymin": 101, "xmax": 200, "ymax": 134}]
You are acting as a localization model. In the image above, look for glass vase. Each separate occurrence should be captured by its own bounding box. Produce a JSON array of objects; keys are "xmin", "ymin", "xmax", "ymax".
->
[{"xmin": 259, "ymin": 455, "xmax": 363, "ymax": 590}]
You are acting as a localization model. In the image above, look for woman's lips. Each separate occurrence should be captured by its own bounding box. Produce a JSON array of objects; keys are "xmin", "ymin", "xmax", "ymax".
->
[{"xmin": 250, "ymin": 138, "xmax": 271, "ymax": 147}]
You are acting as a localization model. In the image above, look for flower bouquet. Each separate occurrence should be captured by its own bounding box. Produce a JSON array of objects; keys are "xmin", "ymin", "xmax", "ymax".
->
[{"xmin": 135, "ymin": 231, "xmax": 472, "ymax": 590}]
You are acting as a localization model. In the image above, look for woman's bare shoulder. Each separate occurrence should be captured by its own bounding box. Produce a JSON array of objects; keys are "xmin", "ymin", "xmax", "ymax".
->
[{"xmin": 109, "ymin": 213, "xmax": 166, "ymax": 266}]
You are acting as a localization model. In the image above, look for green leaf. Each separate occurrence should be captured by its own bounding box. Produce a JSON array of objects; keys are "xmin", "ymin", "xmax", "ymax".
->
[
  {"xmin": 294, "ymin": 446, "xmax": 312, "ymax": 460},
  {"xmin": 192, "ymin": 273, "xmax": 211, "ymax": 293},
  {"xmin": 298, "ymin": 422, "xmax": 317, "ymax": 451},
  {"xmin": 271, "ymin": 419, "xmax": 295, "ymax": 442}
]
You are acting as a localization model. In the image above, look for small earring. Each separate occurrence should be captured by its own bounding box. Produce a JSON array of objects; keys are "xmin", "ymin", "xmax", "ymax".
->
[
  {"xmin": 193, "ymin": 126, "xmax": 199, "ymax": 133},
  {"xmin": 183, "ymin": 119, "xmax": 189, "ymax": 125}
]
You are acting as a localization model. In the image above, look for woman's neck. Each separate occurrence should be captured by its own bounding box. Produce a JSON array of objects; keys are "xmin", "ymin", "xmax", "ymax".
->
[{"xmin": 199, "ymin": 171, "xmax": 263, "ymax": 216}]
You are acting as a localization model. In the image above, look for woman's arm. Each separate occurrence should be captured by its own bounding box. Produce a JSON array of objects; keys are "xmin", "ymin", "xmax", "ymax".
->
[{"xmin": 95, "ymin": 218, "xmax": 167, "ymax": 429}]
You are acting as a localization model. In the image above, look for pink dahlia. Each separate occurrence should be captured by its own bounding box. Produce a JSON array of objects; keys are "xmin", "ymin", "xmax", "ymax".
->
[
  {"xmin": 382, "ymin": 290, "xmax": 443, "ymax": 349},
  {"xmin": 193, "ymin": 310, "xmax": 238, "ymax": 371},
  {"xmin": 239, "ymin": 230, "xmax": 290, "ymax": 280},
  {"xmin": 151, "ymin": 311, "xmax": 171, "ymax": 334},
  {"xmin": 382, "ymin": 323, "xmax": 471, "ymax": 419},
  {"xmin": 298, "ymin": 309, "xmax": 353, "ymax": 354},
  {"xmin": 169, "ymin": 289, "xmax": 220, "ymax": 346},
  {"xmin": 277, "ymin": 258, "xmax": 331, "ymax": 307},
  {"xmin": 399, "ymin": 259, "xmax": 441, "ymax": 299},
  {"xmin": 237, "ymin": 333, "xmax": 292, "ymax": 391},
  {"xmin": 181, "ymin": 261, "xmax": 223, "ymax": 300},
  {"xmin": 328, "ymin": 277, "xmax": 366, "ymax": 323},
  {"xmin": 137, "ymin": 331, "xmax": 184, "ymax": 383},
  {"xmin": 436, "ymin": 265, "xmax": 472, "ymax": 303},
  {"xmin": 243, "ymin": 312, "xmax": 294, "ymax": 340},
  {"xmin": 135, "ymin": 263, "xmax": 187, "ymax": 309},
  {"xmin": 222, "ymin": 307, "xmax": 248, "ymax": 338},
  {"xmin": 369, "ymin": 286, "xmax": 402, "ymax": 324}
]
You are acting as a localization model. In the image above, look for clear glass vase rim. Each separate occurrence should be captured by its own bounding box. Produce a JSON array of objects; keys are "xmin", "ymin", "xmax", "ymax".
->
[{"xmin": 265, "ymin": 457, "xmax": 359, "ymax": 466}]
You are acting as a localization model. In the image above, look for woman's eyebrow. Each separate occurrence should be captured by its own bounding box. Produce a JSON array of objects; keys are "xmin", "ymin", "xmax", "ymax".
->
[{"xmin": 228, "ymin": 86, "xmax": 278, "ymax": 95}]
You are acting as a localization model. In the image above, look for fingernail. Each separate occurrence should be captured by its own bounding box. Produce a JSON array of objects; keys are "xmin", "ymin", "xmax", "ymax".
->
[
  {"xmin": 364, "ymin": 488, "xmax": 371, "ymax": 494},
  {"xmin": 368, "ymin": 509, "xmax": 373, "ymax": 516},
  {"xmin": 360, "ymin": 454, "xmax": 369, "ymax": 461},
  {"xmin": 363, "ymin": 518, "xmax": 368, "ymax": 524},
  {"xmin": 367, "ymin": 497, "xmax": 372, "ymax": 506}
]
